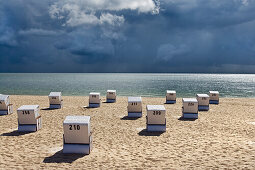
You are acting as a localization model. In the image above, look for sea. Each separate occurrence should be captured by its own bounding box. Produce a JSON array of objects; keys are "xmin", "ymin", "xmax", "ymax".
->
[{"xmin": 0, "ymin": 73, "xmax": 254, "ymax": 98}]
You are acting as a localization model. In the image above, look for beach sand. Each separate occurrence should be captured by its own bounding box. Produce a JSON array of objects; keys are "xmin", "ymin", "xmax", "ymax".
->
[{"xmin": 0, "ymin": 95, "xmax": 255, "ymax": 169}]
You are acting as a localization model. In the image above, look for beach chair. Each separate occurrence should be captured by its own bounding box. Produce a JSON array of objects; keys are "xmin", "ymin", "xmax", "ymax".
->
[
  {"xmin": 106, "ymin": 90, "xmax": 116, "ymax": 103},
  {"xmin": 166, "ymin": 90, "xmax": 176, "ymax": 104},
  {"xmin": 17, "ymin": 105, "xmax": 42, "ymax": 132},
  {"xmin": 127, "ymin": 97, "xmax": 142, "ymax": 118},
  {"xmin": 146, "ymin": 105, "xmax": 166, "ymax": 132},
  {"xmin": 0, "ymin": 95, "xmax": 13, "ymax": 115},
  {"xmin": 196, "ymin": 94, "xmax": 210, "ymax": 111},
  {"xmin": 89, "ymin": 92, "xmax": 100, "ymax": 108},
  {"xmin": 209, "ymin": 91, "xmax": 219, "ymax": 104},
  {"xmin": 49, "ymin": 92, "xmax": 63, "ymax": 109},
  {"xmin": 182, "ymin": 98, "xmax": 198, "ymax": 119},
  {"xmin": 63, "ymin": 116, "xmax": 92, "ymax": 154}
]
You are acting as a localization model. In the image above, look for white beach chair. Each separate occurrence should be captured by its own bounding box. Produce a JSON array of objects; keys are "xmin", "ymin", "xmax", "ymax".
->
[
  {"xmin": 165, "ymin": 90, "xmax": 176, "ymax": 104},
  {"xmin": 89, "ymin": 92, "xmax": 100, "ymax": 108},
  {"xmin": 0, "ymin": 95, "xmax": 13, "ymax": 115},
  {"xmin": 146, "ymin": 105, "xmax": 166, "ymax": 132},
  {"xmin": 106, "ymin": 90, "xmax": 116, "ymax": 103},
  {"xmin": 196, "ymin": 94, "xmax": 210, "ymax": 111},
  {"xmin": 182, "ymin": 98, "xmax": 198, "ymax": 119},
  {"xmin": 49, "ymin": 92, "xmax": 63, "ymax": 109},
  {"xmin": 63, "ymin": 116, "xmax": 92, "ymax": 154},
  {"xmin": 209, "ymin": 91, "xmax": 219, "ymax": 104},
  {"xmin": 17, "ymin": 105, "xmax": 42, "ymax": 132},
  {"xmin": 127, "ymin": 97, "xmax": 142, "ymax": 118}
]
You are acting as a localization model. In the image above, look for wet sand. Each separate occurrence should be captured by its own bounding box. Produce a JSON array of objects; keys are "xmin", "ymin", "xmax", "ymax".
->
[{"xmin": 0, "ymin": 95, "xmax": 255, "ymax": 169}]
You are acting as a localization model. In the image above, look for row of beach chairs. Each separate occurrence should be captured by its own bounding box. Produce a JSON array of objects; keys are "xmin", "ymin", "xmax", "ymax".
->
[{"xmin": 0, "ymin": 90, "xmax": 219, "ymax": 154}]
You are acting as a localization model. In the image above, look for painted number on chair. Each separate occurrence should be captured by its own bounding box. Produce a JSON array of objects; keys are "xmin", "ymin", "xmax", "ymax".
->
[
  {"xmin": 22, "ymin": 111, "xmax": 30, "ymax": 114},
  {"xmin": 69, "ymin": 125, "xmax": 80, "ymax": 130},
  {"xmin": 188, "ymin": 102, "xmax": 194, "ymax": 106},
  {"xmin": 52, "ymin": 97, "xmax": 57, "ymax": 99},
  {"xmin": 131, "ymin": 102, "xmax": 137, "ymax": 105},
  {"xmin": 153, "ymin": 111, "xmax": 161, "ymax": 115}
]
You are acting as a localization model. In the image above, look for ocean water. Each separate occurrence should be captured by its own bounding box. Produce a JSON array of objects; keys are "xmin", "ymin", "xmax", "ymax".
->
[{"xmin": 0, "ymin": 73, "xmax": 255, "ymax": 98}]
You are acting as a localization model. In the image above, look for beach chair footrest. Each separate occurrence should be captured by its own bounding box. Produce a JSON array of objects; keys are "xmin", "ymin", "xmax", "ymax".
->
[
  {"xmin": 63, "ymin": 143, "xmax": 92, "ymax": 154},
  {"xmin": 165, "ymin": 100, "xmax": 176, "ymax": 104},
  {"xmin": 50, "ymin": 104, "xmax": 62, "ymax": 109},
  {"xmin": 182, "ymin": 112, "xmax": 198, "ymax": 119},
  {"xmin": 198, "ymin": 105, "xmax": 209, "ymax": 111},
  {"xmin": 209, "ymin": 100, "xmax": 219, "ymax": 104},
  {"xmin": 147, "ymin": 124, "xmax": 166, "ymax": 132},
  {"xmin": 18, "ymin": 125, "xmax": 37, "ymax": 132},
  {"xmin": 106, "ymin": 99, "xmax": 116, "ymax": 103},
  {"xmin": 89, "ymin": 103, "xmax": 100, "ymax": 108},
  {"xmin": 128, "ymin": 112, "xmax": 142, "ymax": 118}
]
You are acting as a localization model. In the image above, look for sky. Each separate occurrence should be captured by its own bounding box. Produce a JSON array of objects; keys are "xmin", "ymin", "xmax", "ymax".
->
[{"xmin": 0, "ymin": 0, "xmax": 255, "ymax": 73}]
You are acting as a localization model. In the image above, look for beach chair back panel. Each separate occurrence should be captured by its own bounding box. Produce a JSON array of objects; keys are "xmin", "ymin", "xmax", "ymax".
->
[
  {"xmin": 106, "ymin": 90, "xmax": 116, "ymax": 100},
  {"xmin": 0, "ymin": 95, "xmax": 10, "ymax": 110},
  {"xmin": 209, "ymin": 91, "xmax": 219, "ymax": 101},
  {"xmin": 49, "ymin": 92, "xmax": 62, "ymax": 105},
  {"xmin": 166, "ymin": 91, "xmax": 176, "ymax": 101},
  {"xmin": 147, "ymin": 105, "xmax": 166, "ymax": 124},
  {"xmin": 128, "ymin": 97, "xmax": 142, "ymax": 112},
  {"xmin": 63, "ymin": 116, "xmax": 91, "ymax": 144},
  {"xmin": 196, "ymin": 94, "xmax": 210, "ymax": 106},
  {"xmin": 89, "ymin": 93, "xmax": 100, "ymax": 103},
  {"xmin": 17, "ymin": 105, "xmax": 39, "ymax": 124},
  {"xmin": 182, "ymin": 98, "xmax": 198, "ymax": 113},
  {"xmin": 49, "ymin": 96, "xmax": 62, "ymax": 105}
]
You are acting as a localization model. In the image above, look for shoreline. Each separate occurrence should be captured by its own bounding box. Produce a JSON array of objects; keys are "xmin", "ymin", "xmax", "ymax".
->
[{"xmin": 3, "ymin": 94, "xmax": 255, "ymax": 99}]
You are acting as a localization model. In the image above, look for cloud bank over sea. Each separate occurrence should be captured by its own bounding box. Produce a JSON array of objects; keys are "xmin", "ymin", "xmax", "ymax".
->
[{"xmin": 1, "ymin": 0, "xmax": 255, "ymax": 73}]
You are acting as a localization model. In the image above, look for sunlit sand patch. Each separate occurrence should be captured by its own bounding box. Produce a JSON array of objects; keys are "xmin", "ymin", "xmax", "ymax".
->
[
  {"xmin": 48, "ymin": 146, "xmax": 62, "ymax": 153},
  {"xmin": 136, "ymin": 127, "xmax": 144, "ymax": 131},
  {"xmin": 247, "ymin": 141, "xmax": 255, "ymax": 146},
  {"xmin": 247, "ymin": 122, "xmax": 255, "ymax": 125},
  {"xmin": 172, "ymin": 115, "xmax": 181, "ymax": 119}
]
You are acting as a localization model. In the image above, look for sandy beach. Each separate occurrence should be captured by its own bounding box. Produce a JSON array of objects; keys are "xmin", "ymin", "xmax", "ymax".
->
[{"xmin": 0, "ymin": 95, "xmax": 255, "ymax": 169}]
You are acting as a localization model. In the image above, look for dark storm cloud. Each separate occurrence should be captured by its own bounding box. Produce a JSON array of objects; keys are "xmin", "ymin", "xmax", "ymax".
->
[{"xmin": 0, "ymin": 0, "xmax": 255, "ymax": 73}]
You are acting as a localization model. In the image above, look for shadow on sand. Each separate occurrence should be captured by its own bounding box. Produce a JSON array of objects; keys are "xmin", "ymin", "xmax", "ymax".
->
[
  {"xmin": 43, "ymin": 150, "xmax": 86, "ymax": 163},
  {"xmin": 138, "ymin": 129, "xmax": 165, "ymax": 136},
  {"xmin": 121, "ymin": 116, "xmax": 140, "ymax": 120},
  {"xmin": 178, "ymin": 116, "xmax": 197, "ymax": 121},
  {"xmin": 82, "ymin": 106, "xmax": 97, "ymax": 109},
  {"xmin": 41, "ymin": 108, "xmax": 59, "ymax": 111},
  {"xmin": 1, "ymin": 130, "xmax": 34, "ymax": 136}
]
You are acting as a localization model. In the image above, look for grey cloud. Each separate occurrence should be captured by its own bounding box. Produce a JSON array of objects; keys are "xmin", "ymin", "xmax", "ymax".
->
[{"xmin": 1, "ymin": 0, "xmax": 255, "ymax": 73}]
